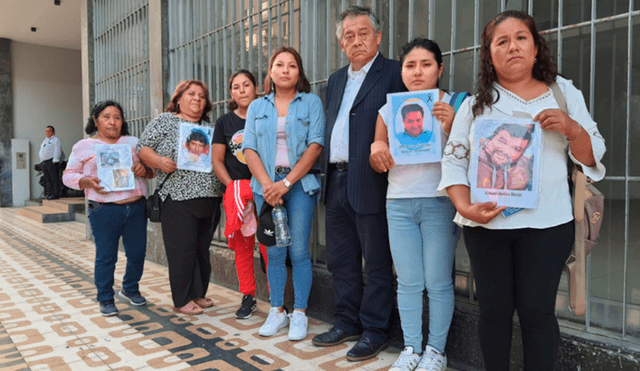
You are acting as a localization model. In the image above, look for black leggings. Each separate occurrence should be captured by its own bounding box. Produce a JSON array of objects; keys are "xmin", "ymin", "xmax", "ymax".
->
[{"xmin": 463, "ymin": 221, "xmax": 574, "ymax": 371}]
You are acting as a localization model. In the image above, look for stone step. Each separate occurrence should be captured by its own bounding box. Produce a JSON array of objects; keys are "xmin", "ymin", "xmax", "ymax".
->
[
  {"xmin": 42, "ymin": 197, "xmax": 85, "ymax": 213},
  {"xmin": 16, "ymin": 206, "xmax": 74, "ymax": 223},
  {"xmin": 24, "ymin": 200, "xmax": 42, "ymax": 207},
  {"xmin": 74, "ymin": 211, "xmax": 88, "ymax": 223}
]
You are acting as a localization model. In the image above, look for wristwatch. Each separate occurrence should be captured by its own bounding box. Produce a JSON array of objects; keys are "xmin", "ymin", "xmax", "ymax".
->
[{"xmin": 283, "ymin": 178, "xmax": 291, "ymax": 189}]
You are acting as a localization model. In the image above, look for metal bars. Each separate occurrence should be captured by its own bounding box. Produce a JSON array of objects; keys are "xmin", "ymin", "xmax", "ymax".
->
[
  {"xmin": 89, "ymin": 0, "xmax": 640, "ymax": 344},
  {"xmin": 167, "ymin": 0, "xmax": 299, "ymax": 116},
  {"xmin": 93, "ymin": 0, "xmax": 150, "ymax": 137}
]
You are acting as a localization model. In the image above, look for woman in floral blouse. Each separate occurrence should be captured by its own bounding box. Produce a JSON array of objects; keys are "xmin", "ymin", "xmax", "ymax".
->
[{"xmin": 137, "ymin": 79, "xmax": 223, "ymax": 315}]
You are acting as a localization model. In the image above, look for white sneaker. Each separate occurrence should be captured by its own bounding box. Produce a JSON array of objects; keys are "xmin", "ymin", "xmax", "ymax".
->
[
  {"xmin": 416, "ymin": 345, "xmax": 447, "ymax": 371},
  {"xmin": 287, "ymin": 311, "xmax": 308, "ymax": 341},
  {"xmin": 259, "ymin": 307, "xmax": 289, "ymax": 336},
  {"xmin": 390, "ymin": 346, "xmax": 421, "ymax": 371}
]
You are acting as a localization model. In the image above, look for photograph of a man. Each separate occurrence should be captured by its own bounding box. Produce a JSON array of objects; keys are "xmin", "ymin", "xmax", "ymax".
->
[
  {"xmin": 184, "ymin": 128, "xmax": 209, "ymax": 163},
  {"xmin": 386, "ymin": 91, "xmax": 441, "ymax": 165},
  {"xmin": 401, "ymin": 104, "xmax": 428, "ymax": 139},
  {"xmin": 177, "ymin": 124, "xmax": 213, "ymax": 172},
  {"xmin": 395, "ymin": 100, "xmax": 434, "ymax": 143},
  {"xmin": 477, "ymin": 123, "xmax": 534, "ymax": 191}
]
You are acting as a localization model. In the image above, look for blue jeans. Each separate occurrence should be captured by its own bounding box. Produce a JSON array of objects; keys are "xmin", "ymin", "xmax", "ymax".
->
[
  {"xmin": 254, "ymin": 173, "xmax": 317, "ymax": 310},
  {"xmin": 387, "ymin": 197, "xmax": 459, "ymax": 353},
  {"xmin": 88, "ymin": 199, "xmax": 147, "ymax": 302}
]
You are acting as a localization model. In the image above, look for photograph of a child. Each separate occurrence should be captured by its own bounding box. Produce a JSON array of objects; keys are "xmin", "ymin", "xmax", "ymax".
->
[
  {"xmin": 387, "ymin": 90, "xmax": 441, "ymax": 165},
  {"xmin": 470, "ymin": 118, "xmax": 541, "ymax": 209},
  {"xmin": 177, "ymin": 123, "xmax": 213, "ymax": 172}
]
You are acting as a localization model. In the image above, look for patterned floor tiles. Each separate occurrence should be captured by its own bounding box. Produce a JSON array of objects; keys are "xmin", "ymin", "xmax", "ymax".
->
[{"xmin": 0, "ymin": 207, "xmax": 457, "ymax": 371}]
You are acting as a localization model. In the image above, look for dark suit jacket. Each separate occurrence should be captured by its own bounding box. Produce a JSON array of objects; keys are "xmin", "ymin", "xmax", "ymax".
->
[{"xmin": 323, "ymin": 53, "xmax": 404, "ymax": 214}]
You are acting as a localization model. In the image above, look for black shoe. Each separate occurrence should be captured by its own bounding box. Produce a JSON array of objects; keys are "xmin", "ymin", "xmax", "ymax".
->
[
  {"xmin": 312, "ymin": 327, "xmax": 361, "ymax": 347},
  {"xmin": 346, "ymin": 336, "xmax": 388, "ymax": 362},
  {"xmin": 235, "ymin": 294, "xmax": 257, "ymax": 319}
]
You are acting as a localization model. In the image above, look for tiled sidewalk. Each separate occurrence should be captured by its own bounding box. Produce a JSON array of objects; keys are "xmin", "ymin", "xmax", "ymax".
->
[{"xmin": 0, "ymin": 207, "xmax": 458, "ymax": 371}]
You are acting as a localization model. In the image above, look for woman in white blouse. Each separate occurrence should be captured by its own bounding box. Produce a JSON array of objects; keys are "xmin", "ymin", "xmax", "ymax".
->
[{"xmin": 439, "ymin": 11, "xmax": 605, "ymax": 370}]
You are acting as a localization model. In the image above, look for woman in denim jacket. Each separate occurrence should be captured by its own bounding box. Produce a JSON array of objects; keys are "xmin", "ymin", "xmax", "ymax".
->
[{"xmin": 242, "ymin": 46, "xmax": 325, "ymax": 341}]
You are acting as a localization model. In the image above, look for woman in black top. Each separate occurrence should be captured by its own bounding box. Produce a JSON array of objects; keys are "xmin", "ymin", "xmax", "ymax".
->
[{"xmin": 212, "ymin": 70, "xmax": 265, "ymax": 319}]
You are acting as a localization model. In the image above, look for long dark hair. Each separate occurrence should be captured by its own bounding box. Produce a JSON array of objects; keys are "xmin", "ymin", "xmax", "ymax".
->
[
  {"xmin": 227, "ymin": 69, "xmax": 258, "ymax": 111},
  {"xmin": 165, "ymin": 79, "xmax": 213, "ymax": 122},
  {"xmin": 263, "ymin": 46, "xmax": 311, "ymax": 95},
  {"xmin": 85, "ymin": 100, "xmax": 129, "ymax": 136},
  {"xmin": 399, "ymin": 37, "xmax": 443, "ymax": 88},
  {"xmin": 473, "ymin": 11, "xmax": 557, "ymax": 117}
]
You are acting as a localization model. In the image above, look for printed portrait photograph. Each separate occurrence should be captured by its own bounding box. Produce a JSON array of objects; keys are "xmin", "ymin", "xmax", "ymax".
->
[
  {"xmin": 470, "ymin": 118, "xmax": 541, "ymax": 209},
  {"xmin": 394, "ymin": 98, "xmax": 435, "ymax": 144},
  {"xmin": 386, "ymin": 90, "xmax": 442, "ymax": 165},
  {"xmin": 476, "ymin": 123, "xmax": 535, "ymax": 191},
  {"xmin": 177, "ymin": 123, "xmax": 214, "ymax": 172}
]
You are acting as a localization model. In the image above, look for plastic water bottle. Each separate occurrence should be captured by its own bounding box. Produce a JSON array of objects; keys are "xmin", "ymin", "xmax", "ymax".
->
[{"xmin": 272, "ymin": 205, "xmax": 291, "ymax": 247}]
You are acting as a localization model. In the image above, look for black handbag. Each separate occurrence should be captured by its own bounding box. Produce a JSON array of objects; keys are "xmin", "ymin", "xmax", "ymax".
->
[{"xmin": 146, "ymin": 173, "xmax": 172, "ymax": 223}]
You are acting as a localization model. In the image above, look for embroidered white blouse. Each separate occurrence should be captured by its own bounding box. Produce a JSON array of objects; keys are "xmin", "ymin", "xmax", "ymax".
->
[{"xmin": 438, "ymin": 76, "xmax": 606, "ymax": 229}]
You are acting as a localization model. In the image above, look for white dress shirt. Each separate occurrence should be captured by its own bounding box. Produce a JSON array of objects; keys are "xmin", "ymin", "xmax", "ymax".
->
[
  {"xmin": 39, "ymin": 135, "xmax": 62, "ymax": 163},
  {"xmin": 329, "ymin": 52, "xmax": 379, "ymax": 163}
]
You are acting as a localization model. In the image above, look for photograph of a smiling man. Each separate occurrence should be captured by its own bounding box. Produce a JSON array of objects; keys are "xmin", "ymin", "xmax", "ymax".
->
[
  {"xmin": 470, "ymin": 118, "xmax": 541, "ymax": 209},
  {"xmin": 476, "ymin": 122, "xmax": 534, "ymax": 191},
  {"xmin": 386, "ymin": 90, "xmax": 442, "ymax": 165}
]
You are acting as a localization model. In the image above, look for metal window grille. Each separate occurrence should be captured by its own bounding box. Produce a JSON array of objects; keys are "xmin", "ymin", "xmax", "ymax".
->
[
  {"xmin": 93, "ymin": 0, "xmax": 151, "ymax": 137},
  {"xmin": 91, "ymin": 0, "xmax": 640, "ymax": 343}
]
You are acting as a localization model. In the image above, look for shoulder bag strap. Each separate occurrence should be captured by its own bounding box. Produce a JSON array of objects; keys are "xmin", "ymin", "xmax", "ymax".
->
[
  {"xmin": 156, "ymin": 171, "xmax": 174, "ymax": 192},
  {"xmin": 549, "ymin": 82, "xmax": 568, "ymax": 114},
  {"xmin": 551, "ymin": 80, "xmax": 589, "ymax": 316}
]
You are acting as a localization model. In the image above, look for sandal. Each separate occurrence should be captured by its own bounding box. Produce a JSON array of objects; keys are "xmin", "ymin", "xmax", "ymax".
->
[
  {"xmin": 194, "ymin": 297, "xmax": 214, "ymax": 308},
  {"xmin": 175, "ymin": 301, "xmax": 203, "ymax": 315}
]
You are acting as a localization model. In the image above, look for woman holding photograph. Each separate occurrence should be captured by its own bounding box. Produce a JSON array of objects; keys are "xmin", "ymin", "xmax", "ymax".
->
[
  {"xmin": 212, "ymin": 69, "xmax": 266, "ymax": 319},
  {"xmin": 63, "ymin": 100, "xmax": 154, "ymax": 317},
  {"xmin": 137, "ymin": 79, "xmax": 223, "ymax": 315},
  {"xmin": 439, "ymin": 11, "xmax": 605, "ymax": 370},
  {"xmin": 242, "ymin": 47, "xmax": 325, "ymax": 341},
  {"xmin": 369, "ymin": 38, "xmax": 464, "ymax": 371}
]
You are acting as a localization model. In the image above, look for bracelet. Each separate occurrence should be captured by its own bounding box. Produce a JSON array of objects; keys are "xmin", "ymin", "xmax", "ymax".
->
[{"xmin": 567, "ymin": 124, "xmax": 582, "ymax": 143}]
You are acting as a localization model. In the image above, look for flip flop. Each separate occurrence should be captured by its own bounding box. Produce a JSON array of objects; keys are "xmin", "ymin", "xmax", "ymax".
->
[
  {"xmin": 194, "ymin": 297, "xmax": 214, "ymax": 308},
  {"xmin": 175, "ymin": 301, "xmax": 203, "ymax": 315}
]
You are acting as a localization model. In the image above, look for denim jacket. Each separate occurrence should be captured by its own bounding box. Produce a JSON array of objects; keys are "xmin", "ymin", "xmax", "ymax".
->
[{"xmin": 242, "ymin": 91, "xmax": 325, "ymax": 196}]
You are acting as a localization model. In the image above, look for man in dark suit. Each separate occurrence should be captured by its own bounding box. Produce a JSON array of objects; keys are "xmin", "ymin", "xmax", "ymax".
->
[{"xmin": 311, "ymin": 6, "xmax": 404, "ymax": 362}]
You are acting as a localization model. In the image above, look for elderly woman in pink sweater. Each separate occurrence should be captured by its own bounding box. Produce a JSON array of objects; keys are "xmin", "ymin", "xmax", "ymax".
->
[{"xmin": 63, "ymin": 100, "xmax": 154, "ymax": 317}]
